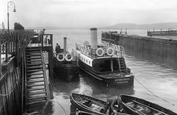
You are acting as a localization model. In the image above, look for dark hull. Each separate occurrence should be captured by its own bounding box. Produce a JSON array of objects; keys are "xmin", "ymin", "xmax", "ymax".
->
[
  {"xmin": 120, "ymin": 95, "xmax": 177, "ymax": 115},
  {"xmin": 70, "ymin": 93, "xmax": 106, "ymax": 115},
  {"xmin": 79, "ymin": 60, "xmax": 134, "ymax": 86},
  {"xmin": 54, "ymin": 64, "xmax": 79, "ymax": 82}
]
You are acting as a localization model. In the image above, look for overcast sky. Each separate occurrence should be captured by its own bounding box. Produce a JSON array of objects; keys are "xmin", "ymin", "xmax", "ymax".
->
[{"xmin": 1, "ymin": 0, "xmax": 177, "ymax": 29}]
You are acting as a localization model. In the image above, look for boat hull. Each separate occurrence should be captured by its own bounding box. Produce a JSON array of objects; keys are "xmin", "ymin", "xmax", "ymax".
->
[
  {"xmin": 79, "ymin": 59, "xmax": 134, "ymax": 86},
  {"xmin": 120, "ymin": 95, "xmax": 177, "ymax": 115},
  {"xmin": 54, "ymin": 64, "xmax": 79, "ymax": 82},
  {"xmin": 70, "ymin": 93, "xmax": 107, "ymax": 115}
]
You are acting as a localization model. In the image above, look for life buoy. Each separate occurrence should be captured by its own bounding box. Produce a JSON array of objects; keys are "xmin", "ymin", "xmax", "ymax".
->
[
  {"xmin": 107, "ymin": 47, "xmax": 114, "ymax": 56},
  {"xmin": 83, "ymin": 41, "xmax": 89, "ymax": 46},
  {"xmin": 65, "ymin": 53, "xmax": 73, "ymax": 61},
  {"xmin": 96, "ymin": 48, "xmax": 104, "ymax": 56},
  {"xmin": 57, "ymin": 53, "xmax": 64, "ymax": 61}
]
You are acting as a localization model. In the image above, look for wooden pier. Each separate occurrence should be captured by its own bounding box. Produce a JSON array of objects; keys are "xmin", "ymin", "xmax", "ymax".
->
[
  {"xmin": 147, "ymin": 29, "xmax": 177, "ymax": 36},
  {"xmin": 0, "ymin": 31, "xmax": 53, "ymax": 115},
  {"xmin": 101, "ymin": 31, "xmax": 177, "ymax": 68}
]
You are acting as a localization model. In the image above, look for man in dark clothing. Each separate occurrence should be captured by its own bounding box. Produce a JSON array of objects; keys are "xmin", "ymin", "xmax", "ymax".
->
[
  {"xmin": 38, "ymin": 28, "xmax": 45, "ymax": 42},
  {"xmin": 55, "ymin": 43, "xmax": 61, "ymax": 55},
  {"xmin": 104, "ymin": 96, "xmax": 129, "ymax": 115}
]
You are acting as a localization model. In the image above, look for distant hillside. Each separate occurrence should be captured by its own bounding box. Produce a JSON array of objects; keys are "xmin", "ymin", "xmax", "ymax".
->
[
  {"xmin": 27, "ymin": 22, "xmax": 177, "ymax": 30},
  {"xmin": 27, "ymin": 26, "xmax": 89, "ymax": 30},
  {"xmin": 100, "ymin": 22, "xmax": 177, "ymax": 30}
]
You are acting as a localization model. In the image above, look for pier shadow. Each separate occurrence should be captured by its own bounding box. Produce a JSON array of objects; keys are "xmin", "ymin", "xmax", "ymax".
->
[
  {"xmin": 26, "ymin": 101, "xmax": 54, "ymax": 115},
  {"xmin": 50, "ymin": 74, "xmax": 80, "ymax": 99}
]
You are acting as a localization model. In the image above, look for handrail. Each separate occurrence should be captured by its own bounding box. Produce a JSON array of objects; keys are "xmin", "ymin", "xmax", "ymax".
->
[
  {"xmin": 22, "ymin": 44, "xmax": 27, "ymax": 113},
  {"xmin": 76, "ymin": 42, "xmax": 125, "ymax": 59},
  {"xmin": 41, "ymin": 50, "xmax": 51, "ymax": 100}
]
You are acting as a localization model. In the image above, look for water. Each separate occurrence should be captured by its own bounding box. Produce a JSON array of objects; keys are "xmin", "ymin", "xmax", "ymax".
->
[{"xmin": 43, "ymin": 29, "xmax": 177, "ymax": 115}]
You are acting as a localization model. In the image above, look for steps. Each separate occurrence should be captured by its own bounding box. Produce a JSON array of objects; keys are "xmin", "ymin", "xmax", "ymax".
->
[
  {"xmin": 25, "ymin": 47, "xmax": 49, "ymax": 105},
  {"xmin": 118, "ymin": 57, "xmax": 126, "ymax": 72}
]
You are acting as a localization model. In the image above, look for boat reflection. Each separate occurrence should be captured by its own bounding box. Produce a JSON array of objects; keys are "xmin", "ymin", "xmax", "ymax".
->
[
  {"xmin": 50, "ymin": 74, "xmax": 80, "ymax": 99},
  {"xmin": 78, "ymin": 70, "xmax": 135, "ymax": 97}
]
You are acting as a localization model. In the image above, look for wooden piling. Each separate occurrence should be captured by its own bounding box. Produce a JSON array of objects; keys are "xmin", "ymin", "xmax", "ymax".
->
[
  {"xmin": 0, "ymin": 30, "xmax": 33, "ymax": 115},
  {"xmin": 102, "ymin": 32, "xmax": 177, "ymax": 68}
]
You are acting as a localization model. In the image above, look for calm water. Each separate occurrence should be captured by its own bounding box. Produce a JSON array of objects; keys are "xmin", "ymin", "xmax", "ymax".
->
[{"xmin": 43, "ymin": 29, "xmax": 177, "ymax": 115}]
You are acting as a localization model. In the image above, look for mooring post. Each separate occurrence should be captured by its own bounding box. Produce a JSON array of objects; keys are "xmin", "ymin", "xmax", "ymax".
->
[{"xmin": 0, "ymin": 34, "xmax": 1, "ymax": 78}]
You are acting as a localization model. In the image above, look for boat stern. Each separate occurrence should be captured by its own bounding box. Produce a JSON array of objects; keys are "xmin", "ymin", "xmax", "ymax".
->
[{"xmin": 103, "ymin": 73, "xmax": 134, "ymax": 87}]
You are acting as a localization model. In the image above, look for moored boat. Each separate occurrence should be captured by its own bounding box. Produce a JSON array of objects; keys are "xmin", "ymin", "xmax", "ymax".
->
[
  {"xmin": 76, "ymin": 110, "xmax": 102, "ymax": 115},
  {"xmin": 75, "ymin": 28, "xmax": 134, "ymax": 86},
  {"xmin": 53, "ymin": 37, "xmax": 79, "ymax": 82},
  {"xmin": 70, "ymin": 93, "xmax": 107, "ymax": 115},
  {"xmin": 119, "ymin": 94, "xmax": 177, "ymax": 115},
  {"xmin": 76, "ymin": 110, "xmax": 101, "ymax": 115}
]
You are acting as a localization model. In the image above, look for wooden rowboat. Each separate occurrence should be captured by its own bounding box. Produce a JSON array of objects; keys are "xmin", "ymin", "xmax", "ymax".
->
[
  {"xmin": 76, "ymin": 110, "xmax": 102, "ymax": 115},
  {"xmin": 70, "ymin": 93, "xmax": 108, "ymax": 115},
  {"xmin": 119, "ymin": 95, "xmax": 177, "ymax": 115}
]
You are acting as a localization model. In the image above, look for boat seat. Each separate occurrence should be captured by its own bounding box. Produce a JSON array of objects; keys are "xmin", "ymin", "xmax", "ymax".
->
[
  {"xmin": 83, "ymin": 100, "xmax": 92, "ymax": 107},
  {"xmin": 131, "ymin": 100, "xmax": 167, "ymax": 115}
]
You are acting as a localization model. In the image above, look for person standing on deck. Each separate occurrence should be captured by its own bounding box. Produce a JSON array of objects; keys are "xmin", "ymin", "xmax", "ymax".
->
[
  {"xmin": 38, "ymin": 28, "xmax": 45, "ymax": 42},
  {"xmin": 55, "ymin": 43, "xmax": 61, "ymax": 55}
]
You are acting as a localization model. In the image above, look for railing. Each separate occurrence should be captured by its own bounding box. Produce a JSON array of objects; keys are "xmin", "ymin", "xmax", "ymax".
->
[
  {"xmin": 0, "ymin": 30, "xmax": 34, "ymax": 115},
  {"xmin": 41, "ymin": 34, "xmax": 53, "ymax": 49},
  {"xmin": 76, "ymin": 42, "xmax": 125, "ymax": 59},
  {"xmin": 33, "ymin": 33, "xmax": 53, "ymax": 50},
  {"xmin": 41, "ymin": 49, "xmax": 51, "ymax": 100}
]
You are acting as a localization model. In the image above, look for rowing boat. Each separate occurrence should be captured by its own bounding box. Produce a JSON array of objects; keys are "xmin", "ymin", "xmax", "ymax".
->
[
  {"xmin": 120, "ymin": 95, "xmax": 177, "ymax": 115},
  {"xmin": 70, "ymin": 93, "xmax": 107, "ymax": 115}
]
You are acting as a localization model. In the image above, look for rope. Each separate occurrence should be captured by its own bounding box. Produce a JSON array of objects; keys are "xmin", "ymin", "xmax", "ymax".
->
[
  {"xmin": 0, "ymin": 69, "xmax": 18, "ymax": 97},
  {"xmin": 50, "ymin": 79, "xmax": 68, "ymax": 115},
  {"xmin": 134, "ymin": 76, "xmax": 175, "ymax": 106},
  {"xmin": 53, "ymin": 72, "xmax": 67, "ymax": 86}
]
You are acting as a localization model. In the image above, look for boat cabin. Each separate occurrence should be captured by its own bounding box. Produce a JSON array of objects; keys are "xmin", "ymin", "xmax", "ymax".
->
[{"xmin": 93, "ymin": 58, "xmax": 122, "ymax": 73}]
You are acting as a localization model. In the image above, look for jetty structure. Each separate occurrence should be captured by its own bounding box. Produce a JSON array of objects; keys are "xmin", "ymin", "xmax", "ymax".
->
[
  {"xmin": 147, "ymin": 29, "xmax": 177, "ymax": 36},
  {"xmin": 101, "ymin": 31, "xmax": 177, "ymax": 68},
  {"xmin": 0, "ymin": 30, "xmax": 53, "ymax": 115}
]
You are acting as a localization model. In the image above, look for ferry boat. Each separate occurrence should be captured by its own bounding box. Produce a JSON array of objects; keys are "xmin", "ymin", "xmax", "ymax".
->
[
  {"xmin": 53, "ymin": 37, "xmax": 79, "ymax": 82},
  {"xmin": 75, "ymin": 28, "xmax": 134, "ymax": 86}
]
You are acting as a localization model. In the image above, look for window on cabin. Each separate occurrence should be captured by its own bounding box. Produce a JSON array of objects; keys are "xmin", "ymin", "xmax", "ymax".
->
[{"xmin": 93, "ymin": 59, "xmax": 119, "ymax": 72}]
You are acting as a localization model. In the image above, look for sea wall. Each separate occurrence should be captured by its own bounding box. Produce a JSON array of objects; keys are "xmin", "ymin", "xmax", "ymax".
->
[{"xmin": 101, "ymin": 32, "xmax": 177, "ymax": 68}]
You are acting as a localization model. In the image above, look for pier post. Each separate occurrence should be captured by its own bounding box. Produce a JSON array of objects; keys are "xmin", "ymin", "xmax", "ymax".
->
[{"xmin": 0, "ymin": 34, "xmax": 1, "ymax": 78}]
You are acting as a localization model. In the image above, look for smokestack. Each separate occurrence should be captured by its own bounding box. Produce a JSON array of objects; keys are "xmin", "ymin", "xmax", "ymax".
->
[
  {"xmin": 90, "ymin": 28, "xmax": 97, "ymax": 49},
  {"xmin": 64, "ymin": 37, "xmax": 67, "ymax": 52}
]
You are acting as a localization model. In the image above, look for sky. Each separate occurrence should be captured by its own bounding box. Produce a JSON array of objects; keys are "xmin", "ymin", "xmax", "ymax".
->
[{"xmin": 1, "ymin": 0, "xmax": 177, "ymax": 29}]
